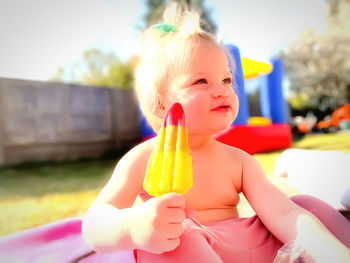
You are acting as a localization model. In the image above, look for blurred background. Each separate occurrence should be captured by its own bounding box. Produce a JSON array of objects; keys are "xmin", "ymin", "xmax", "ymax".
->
[{"xmin": 0, "ymin": 0, "xmax": 349, "ymax": 236}]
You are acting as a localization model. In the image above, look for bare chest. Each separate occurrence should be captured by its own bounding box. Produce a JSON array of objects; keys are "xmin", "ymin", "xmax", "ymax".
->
[{"xmin": 184, "ymin": 154, "xmax": 242, "ymax": 211}]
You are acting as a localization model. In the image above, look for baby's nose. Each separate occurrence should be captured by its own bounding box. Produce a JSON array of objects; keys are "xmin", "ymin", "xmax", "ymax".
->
[{"xmin": 212, "ymin": 85, "xmax": 229, "ymax": 98}]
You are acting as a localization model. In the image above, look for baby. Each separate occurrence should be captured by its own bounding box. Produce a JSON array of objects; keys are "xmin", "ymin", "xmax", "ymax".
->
[{"xmin": 82, "ymin": 4, "xmax": 350, "ymax": 263}]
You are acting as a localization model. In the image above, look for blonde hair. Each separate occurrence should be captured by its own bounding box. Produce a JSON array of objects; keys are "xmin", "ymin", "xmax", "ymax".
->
[{"xmin": 135, "ymin": 3, "xmax": 230, "ymax": 132}]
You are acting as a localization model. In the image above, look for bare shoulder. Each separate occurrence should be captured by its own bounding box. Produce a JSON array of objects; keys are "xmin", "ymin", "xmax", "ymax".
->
[
  {"xmin": 113, "ymin": 138, "xmax": 156, "ymax": 181},
  {"xmin": 120, "ymin": 138, "xmax": 156, "ymax": 164},
  {"xmin": 227, "ymin": 145, "xmax": 265, "ymax": 177},
  {"xmin": 93, "ymin": 138, "xmax": 157, "ymax": 206},
  {"xmin": 215, "ymin": 140, "xmax": 254, "ymax": 162}
]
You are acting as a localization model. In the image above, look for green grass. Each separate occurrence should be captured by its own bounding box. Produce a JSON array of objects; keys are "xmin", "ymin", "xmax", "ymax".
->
[
  {"xmin": 0, "ymin": 131, "xmax": 349, "ymax": 236},
  {"xmin": 0, "ymin": 158, "xmax": 118, "ymax": 236}
]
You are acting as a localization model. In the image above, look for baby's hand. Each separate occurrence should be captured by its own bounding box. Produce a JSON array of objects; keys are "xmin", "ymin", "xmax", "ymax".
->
[{"xmin": 130, "ymin": 192, "xmax": 186, "ymax": 254}]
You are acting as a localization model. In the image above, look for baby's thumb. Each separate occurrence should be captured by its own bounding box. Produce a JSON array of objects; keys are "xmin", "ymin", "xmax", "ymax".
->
[{"xmin": 160, "ymin": 192, "xmax": 185, "ymax": 209}]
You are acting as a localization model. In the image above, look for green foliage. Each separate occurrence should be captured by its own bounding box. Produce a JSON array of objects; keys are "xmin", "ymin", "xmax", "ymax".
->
[
  {"xmin": 106, "ymin": 61, "xmax": 134, "ymax": 90},
  {"xmin": 51, "ymin": 48, "xmax": 135, "ymax": 90},
  {"xmin": 287, "ymin": 94, "xmax": 310, "ymax": 110}
]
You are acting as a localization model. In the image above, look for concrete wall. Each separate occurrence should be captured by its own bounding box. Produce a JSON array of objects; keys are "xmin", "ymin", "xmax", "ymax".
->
[{"xmin": 0, "ymin": 78, "xmax": 141, "ymax": 165}]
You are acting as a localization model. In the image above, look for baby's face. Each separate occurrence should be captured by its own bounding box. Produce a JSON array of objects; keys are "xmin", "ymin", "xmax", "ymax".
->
[{"xmin": 165, "ymin": 41, "xmax": 239, "ymax": 135}]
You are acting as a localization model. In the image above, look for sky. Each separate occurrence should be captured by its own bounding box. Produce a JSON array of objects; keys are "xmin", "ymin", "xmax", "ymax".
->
[{"xmin": 0, "ymin": 0, "xmax": 329, "ymax": 82}]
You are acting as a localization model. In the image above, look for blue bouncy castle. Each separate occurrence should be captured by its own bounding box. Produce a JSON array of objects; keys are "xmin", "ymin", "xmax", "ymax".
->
[{"xmin": 215, "ymin": 44, "xmax": 291, "ymax": 154}]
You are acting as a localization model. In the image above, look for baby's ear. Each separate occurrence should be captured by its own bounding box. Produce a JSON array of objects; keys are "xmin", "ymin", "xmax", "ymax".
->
[{"xmin": 154, "ymin": 96, "xmax": 166, "ymax": 118}]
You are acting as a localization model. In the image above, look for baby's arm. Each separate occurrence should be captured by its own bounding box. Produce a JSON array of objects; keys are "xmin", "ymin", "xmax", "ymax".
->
[
  {"xmin": 82, "ymin": 142, "xmax": 186, "ymax": 254},
  {"xmin": 240, "ymin": 152, "xmax": 350, "ymax": 263}
]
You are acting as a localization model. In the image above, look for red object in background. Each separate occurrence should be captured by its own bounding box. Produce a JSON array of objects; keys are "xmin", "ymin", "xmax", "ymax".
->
[
  {"xmin": 317, "ymin": 104, "xmax": 350, "ymax": 130},
  {"xmin": 215, "ymin": 124, "xmax": 292, "ymax": 155}
]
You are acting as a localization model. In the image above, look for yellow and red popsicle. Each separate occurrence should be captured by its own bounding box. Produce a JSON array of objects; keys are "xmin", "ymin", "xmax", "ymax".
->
[{"xmin": 143, "ymin": 103, "xmax": 193, "ymax": 196}]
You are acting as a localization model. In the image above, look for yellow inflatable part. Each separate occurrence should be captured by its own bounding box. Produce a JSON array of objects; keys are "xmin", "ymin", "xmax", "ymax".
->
[
  {"xmin": 248, "ymin": 116, "xmax": 272, "ymax": 126},
  {"xmin": 241, "ymin": 57, "xmax": 273, "ymax": 80}
]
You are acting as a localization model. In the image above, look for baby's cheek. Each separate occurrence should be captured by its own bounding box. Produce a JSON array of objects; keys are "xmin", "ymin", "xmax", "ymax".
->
[{"xmin": 186, "ymin": 104, "xmax": 203, "ymax": 120}]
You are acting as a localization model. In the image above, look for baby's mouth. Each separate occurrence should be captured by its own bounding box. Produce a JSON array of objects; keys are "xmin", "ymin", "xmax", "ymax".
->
[{"xmin": 211, "ymin": 105, "xmax": 232, "ymax": 111}]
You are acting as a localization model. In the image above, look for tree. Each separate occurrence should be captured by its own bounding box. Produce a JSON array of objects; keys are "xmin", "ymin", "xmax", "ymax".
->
[
  {"xmin": 50, "ymin": 48, "xmax": 135, "ymax": 89},
  {"xmin": 326, "ymin": 0, "xmax": 350, "ymax": 36},
  {"xmin": 279, "ymin": 0, "xmax": 350, "ymax": 110},
  {"xmin": 105, "ymin": 57, "xmax": 136, "ymax": 90},
  {"xmin": 142, "ymin": 0, "xmax": 217, "ymax": 34}
]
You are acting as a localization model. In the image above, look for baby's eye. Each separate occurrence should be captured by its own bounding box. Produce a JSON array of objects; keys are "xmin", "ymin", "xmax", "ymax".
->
[
  {"xmin": 194, "ymin": 79, "xmax": 207, "ymax": 84},
  {"xmin": 223, "ymin": 78, "xmax": 232, "ymax": 84}
]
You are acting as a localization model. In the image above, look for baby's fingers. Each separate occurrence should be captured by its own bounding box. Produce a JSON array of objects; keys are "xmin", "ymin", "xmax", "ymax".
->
[
  {"xmin": 166, "ymin": 223, "xmax": 185, "ymax": 239},
  {"xmin": 163, "ymin": 238, "xmax": 181, "ymax": 253},
  {"xmin": 161, "ymin": 192, "xmax": 185, "ymax": 209},
  {"xmin": 167, "ymin": 208, "xmax": 186, "ymax": 224}
]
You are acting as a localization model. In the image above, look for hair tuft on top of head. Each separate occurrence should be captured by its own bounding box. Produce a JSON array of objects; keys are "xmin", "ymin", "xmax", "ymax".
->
[{"xmin": 162, "ymin": 2, "xmax": 201, "ymax": 38}]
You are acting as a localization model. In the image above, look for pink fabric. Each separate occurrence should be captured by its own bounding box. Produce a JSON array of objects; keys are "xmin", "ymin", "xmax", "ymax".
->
[
  {"xmin": 0, "ymin": 218, "xmax": 135, "ymax": 263},
  {"xmin": 0, "ymin": 195, "xmax": 349, "ymax": 263},
  {"xmin": 290, "ymin": 195, "xmax": 350, "ymax": 248},
  {"xmin": 136, "ymin": 216, "xmax": 283, "ymax": 263}
]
